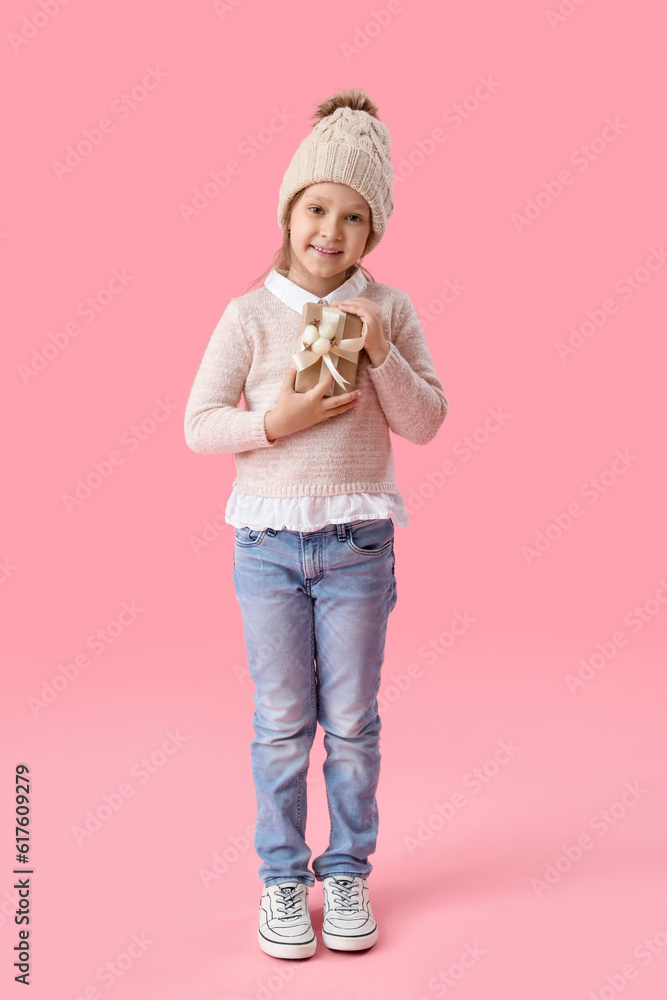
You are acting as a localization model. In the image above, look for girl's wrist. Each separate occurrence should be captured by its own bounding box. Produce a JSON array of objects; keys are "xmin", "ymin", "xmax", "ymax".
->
[
  {"xmin": 264, "ymin": 409, "xmax": 281, "ymax": 442},
  {"xmin": 366, "ymin": 339, "xmax": 391, "ymax": 368}
]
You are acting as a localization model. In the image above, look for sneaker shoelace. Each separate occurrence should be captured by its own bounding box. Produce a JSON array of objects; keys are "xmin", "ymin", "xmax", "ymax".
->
[
  {"xmin": 274, "ymin": 884, "xmax": 306, "ymax": 922},
  {"xmin": 329, "ymin": 877, "xmax": 361, "ymax": 914}
]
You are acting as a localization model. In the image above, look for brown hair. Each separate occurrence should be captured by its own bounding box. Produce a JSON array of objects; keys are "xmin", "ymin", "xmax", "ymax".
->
[{"xmin": 240, "ymin": 89, "xmax": 382, "ymax": 295}]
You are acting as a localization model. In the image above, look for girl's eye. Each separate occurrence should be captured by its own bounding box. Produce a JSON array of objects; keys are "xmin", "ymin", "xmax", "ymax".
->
[{"xmin": 308, "ymin": 206, "xmax": 363, "ymax": 222}]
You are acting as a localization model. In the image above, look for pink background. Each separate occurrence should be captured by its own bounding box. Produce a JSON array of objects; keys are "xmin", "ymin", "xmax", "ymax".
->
[{"xmin": 2, "ymin": 1, "xmax": 666, "ymax": 998}]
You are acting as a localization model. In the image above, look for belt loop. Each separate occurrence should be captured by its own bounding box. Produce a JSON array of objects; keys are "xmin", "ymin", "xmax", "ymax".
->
[{"xmin": 336, "ymin": 522, "xmax": 346, "ymax": 541}]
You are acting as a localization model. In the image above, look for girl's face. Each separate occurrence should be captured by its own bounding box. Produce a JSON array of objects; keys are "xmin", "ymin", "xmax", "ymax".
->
[{"xmin": 286, "ymin": 183, "xmax": 372, "ymax": 294}]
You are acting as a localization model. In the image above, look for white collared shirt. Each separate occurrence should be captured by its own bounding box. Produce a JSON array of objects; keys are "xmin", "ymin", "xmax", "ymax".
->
[
  {"xmin": 224, "ymin": 267, "xmax": 410, "ymax": 530},
  {"xmin": 264, "ymin": 264, "xmax": 368, "ymax": 310}
]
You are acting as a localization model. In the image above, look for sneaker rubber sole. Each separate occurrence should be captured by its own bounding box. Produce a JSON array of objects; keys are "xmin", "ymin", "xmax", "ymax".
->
[
  {"xmin": 258, "ymin": 927, "xmax": 317, "ymax": 959},
  {"xmin": 321, "ymin": 924, "xmax": 378, "ymax": 951}
]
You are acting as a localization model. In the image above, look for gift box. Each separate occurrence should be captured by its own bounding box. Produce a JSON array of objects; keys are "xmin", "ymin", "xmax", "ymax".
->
[{"xmin": 292, "ymin": 302, "xmax": 367, "ymax": 397}]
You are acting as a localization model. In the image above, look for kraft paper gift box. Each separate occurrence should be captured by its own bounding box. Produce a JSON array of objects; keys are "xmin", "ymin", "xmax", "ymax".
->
[{"xmin": 292, "ymin": 302, "xmax": 368, "ymax": 397}]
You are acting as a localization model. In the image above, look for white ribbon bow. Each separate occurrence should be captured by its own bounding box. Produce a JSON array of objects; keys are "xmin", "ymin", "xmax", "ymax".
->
[{"xmin": 292, "ymin": 305, "xmax": 367, "ymax": 390}]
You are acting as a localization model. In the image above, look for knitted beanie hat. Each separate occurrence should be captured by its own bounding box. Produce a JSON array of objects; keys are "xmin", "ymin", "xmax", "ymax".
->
[{"xmin": 278, "ymin": 90, "xmax": 394, "ymax": 255}]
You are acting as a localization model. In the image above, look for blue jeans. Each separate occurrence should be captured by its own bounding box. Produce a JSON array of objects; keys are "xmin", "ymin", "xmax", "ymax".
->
[{"xmin": 232, "ymin": 518, "xmax": 398, "ymax": 887}]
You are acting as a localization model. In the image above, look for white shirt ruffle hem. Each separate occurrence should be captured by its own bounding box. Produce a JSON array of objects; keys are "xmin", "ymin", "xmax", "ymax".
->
[{"xmin": 225, "ymin": 488, "xmax": 410, "ymax": 531}]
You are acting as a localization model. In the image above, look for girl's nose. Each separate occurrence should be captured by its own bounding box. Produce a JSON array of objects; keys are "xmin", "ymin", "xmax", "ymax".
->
[{"xmin": 321, "ymin": 218, "xmax": 342, "ymax": 237}]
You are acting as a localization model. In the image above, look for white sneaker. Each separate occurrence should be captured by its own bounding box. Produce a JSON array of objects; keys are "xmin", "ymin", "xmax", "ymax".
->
[
  {"xmin": 321, "ymin": 876, "xmax": 379, "ymax": 951},
  {"xmin": 258, "ymin": 881, "xmax": 317, "ymax": 959}
]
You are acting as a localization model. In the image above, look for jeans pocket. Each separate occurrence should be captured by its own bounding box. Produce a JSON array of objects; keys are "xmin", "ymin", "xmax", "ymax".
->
[
  {"xmin": 234, "ymin": 526, "xmax": 267, "ymax": 547},
  {"xmin": 346, "ymin": 517, "xmax": 394, "ymax": 556}
]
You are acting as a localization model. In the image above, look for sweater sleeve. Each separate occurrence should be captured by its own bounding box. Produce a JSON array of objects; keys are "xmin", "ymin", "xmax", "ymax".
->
[
  {"xmin": 366, "ymin": 291, "xmax": 448, "ymax": 445},
  {"xmin": 183, "ymin": 298, "xmax": 279, "ymax": 455}
]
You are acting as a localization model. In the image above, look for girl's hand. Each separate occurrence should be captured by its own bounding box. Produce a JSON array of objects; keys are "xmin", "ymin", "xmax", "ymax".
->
[
  {"xmin": 264, "ymin": 364, "xmax": 361, "ymax": 441},
  {"xmin": 329, "ymin": 297, "xmax": 391, "ymax": 367}
]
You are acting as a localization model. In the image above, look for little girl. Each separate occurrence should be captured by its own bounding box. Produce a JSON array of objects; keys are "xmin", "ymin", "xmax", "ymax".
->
[{"xmin": 184, "ymin": 90, "xmax": 447, "ymax": 960}]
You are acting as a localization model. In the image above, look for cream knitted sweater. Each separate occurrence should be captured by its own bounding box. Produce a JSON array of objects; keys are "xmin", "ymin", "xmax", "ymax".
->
[{"xmin": 184, "ymin": 281, "xmax": 447, "ymax": 497}]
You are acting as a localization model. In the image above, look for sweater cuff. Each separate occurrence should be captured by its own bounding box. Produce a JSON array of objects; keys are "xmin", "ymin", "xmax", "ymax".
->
[
  {"xmin": 366, "ymin": 340, "xmax": 402, "ymax": 379},
  {"xmin": 250, "ymin": 409, "xmax": 279, "ymax": 448}
]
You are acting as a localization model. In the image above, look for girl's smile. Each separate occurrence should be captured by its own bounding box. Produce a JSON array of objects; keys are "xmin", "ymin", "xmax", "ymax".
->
[{"xmin": 309, "ymin": 244, "xmax": 343, "ymax": 256}]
